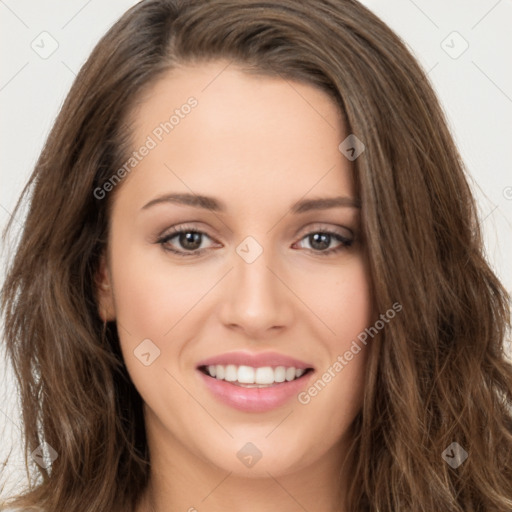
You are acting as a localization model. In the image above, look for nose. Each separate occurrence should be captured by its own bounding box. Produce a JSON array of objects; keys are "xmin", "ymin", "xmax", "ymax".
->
[{"xmin": 217, "ymin": 242, "xmax": 294, "ymax": 338}]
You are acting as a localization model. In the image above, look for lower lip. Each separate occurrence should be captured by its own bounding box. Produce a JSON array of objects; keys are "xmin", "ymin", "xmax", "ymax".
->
[{"xmin": 197, "ymin": 370, "xmax": 314, "ymax": 413}]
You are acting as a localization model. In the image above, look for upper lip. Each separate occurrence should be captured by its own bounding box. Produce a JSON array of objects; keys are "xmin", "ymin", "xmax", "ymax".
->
[{"xmin": 196, "ymin": 351, "xmax": 314, "ymax": 370}]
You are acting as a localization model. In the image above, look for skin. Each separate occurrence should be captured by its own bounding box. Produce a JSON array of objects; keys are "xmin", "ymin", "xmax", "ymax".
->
[{"xmin": 97, "ymin": 59, "xmax": 374, "ymax": 512}]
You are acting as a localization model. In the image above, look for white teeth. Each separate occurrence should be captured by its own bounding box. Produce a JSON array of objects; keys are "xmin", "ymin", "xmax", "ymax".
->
[
  {"xmin": 238, "ymin": 365, "xmax": 255, "ymax": 383},
  {"xmin": 215, "ymin": 365, "xmax": 225, "ymax": 380},
  {"xmin": 255, "ymin": 366, "xmax": 274, "ymax": 384},
  {"xmin": 225, "ymin": 364, "xmax": 238, "ymax": 382},
  {"xmin": 285, "ymin": 367, "xmax": 296, "ymax": 381},
  {"xmin": 203, "ymin": 364, "xmax": 309, "ymax": 385},
  {"xmin": 274, "ymin": 366, "xmax": 286, "ymax": 383}
]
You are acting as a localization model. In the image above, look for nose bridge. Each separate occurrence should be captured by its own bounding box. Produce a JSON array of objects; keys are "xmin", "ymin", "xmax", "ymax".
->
[{"xmin": 218, "ymin": 234, "xmax": 293, "ymax": 334}]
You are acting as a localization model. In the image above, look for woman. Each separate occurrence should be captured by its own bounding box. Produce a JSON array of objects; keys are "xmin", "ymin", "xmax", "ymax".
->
[{"xmin": 2, "ymin": 1, "xmax": 511, "ymax": 511}]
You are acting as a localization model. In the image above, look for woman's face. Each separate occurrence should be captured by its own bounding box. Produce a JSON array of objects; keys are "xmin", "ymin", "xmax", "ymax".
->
[{"xmin": 98, "ymin": 60, "xmax": 374, "ymax": 478}]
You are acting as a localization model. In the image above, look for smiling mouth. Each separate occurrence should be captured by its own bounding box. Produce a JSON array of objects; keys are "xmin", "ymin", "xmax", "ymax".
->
[{"xmin": 198, "ymin": 364, "xmax": 314, "ymax": 388}]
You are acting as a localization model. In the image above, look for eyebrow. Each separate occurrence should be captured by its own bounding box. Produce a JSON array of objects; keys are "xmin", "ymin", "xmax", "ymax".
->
[{"xmin": 141, "ymin": 193, "xmax": 361, "ymax": 213}]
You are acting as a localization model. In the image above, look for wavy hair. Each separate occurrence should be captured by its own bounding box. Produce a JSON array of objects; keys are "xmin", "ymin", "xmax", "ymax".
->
[{"xmin": 2, "ymin": 0, "xmax": 511, "ymax": 511}]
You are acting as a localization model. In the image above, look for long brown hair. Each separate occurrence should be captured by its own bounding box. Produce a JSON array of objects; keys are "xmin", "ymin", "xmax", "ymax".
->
[{"xmin": 2, "ymin": 1, "xmax": 511, "ymax": 511}]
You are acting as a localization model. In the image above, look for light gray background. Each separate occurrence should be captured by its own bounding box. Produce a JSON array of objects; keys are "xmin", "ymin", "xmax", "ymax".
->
[{"xmin": 1, "ymin": 0, "xmax": 511, "ymax": 499}]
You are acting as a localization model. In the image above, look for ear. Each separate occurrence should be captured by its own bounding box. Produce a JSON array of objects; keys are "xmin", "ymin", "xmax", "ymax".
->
[{"xmin": 96, "ymin": 252, "xmax": 116, "ymax": 322}]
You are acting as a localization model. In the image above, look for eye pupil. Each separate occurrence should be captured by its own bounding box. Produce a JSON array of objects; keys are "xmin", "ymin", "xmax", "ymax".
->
[
  {"xmin": 309, "ymin": 233, "xmax": 331, "ymax": 251},
  {"xmin": 180, "ymin": 231, "xmax": 202, "ymax": 250}
]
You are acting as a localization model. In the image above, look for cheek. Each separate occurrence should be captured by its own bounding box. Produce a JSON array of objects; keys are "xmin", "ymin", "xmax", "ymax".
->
[
  {"xmin": 297, "ymin": 256, "xmax": 372, "ymax": 424},
  {"xmin": 109, "ymin": 237, "xmax": 211, "ymax": 337},
  {"xmin": 108, "ymin": 238, "xmax": 199, "ymax": 410},
  {"xmin": 304, "ymin": 255, "xmax": 373, "ymax": 341}
]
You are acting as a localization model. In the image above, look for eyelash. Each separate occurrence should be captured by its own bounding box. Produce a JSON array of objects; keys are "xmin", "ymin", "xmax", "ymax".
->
[{"xmin": 156, "ymin": 223, "xmax": 354, "ymax": 258}]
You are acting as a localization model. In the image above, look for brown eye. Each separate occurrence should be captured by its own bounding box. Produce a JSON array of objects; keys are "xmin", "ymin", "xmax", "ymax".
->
[
  {"xmin": 157, "ymin": 227, "xmax": 216, "ymax": 257},
  {"xmin": 294, "ymin": 230, "xmax": 353, "ymax": 255},
  {"xmin": 175, "ymin": 231, "xmax": 203, "ymax": 251}
]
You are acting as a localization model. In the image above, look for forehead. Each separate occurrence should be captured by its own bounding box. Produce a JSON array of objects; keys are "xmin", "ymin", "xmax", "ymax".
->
[{"xmin": 115, "ymin": 60, "xmax": 355, "ymax": 213}]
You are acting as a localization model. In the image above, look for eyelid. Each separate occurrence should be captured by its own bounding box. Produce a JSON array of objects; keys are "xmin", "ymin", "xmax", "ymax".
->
[
  {"xmin": 158, "ymin": 222, "xmax": 212, "ymax": 238},
  {"xmin": 295, "ymin": 222, "xmax": 353, "ymax": 239}
]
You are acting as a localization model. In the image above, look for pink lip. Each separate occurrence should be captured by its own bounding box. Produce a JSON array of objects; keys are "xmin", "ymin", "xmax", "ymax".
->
[
  {"xmin": 196, "ymin": 351, "xmax": 314, "ymax": 370},
  {"xmin": 197, "ymin": 369, "xmax": 315, "ymax": 413}
]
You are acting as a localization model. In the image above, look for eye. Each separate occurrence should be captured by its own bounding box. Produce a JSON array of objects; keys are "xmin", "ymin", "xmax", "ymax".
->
[
  {"xmin": 156, "ymin": 225, "xmax": 217, "ymax": 257},
  {"xmin": 293, "ymin": 229, "xmax": 353, "ymax": 256}
]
